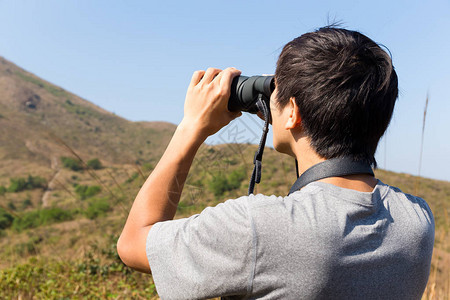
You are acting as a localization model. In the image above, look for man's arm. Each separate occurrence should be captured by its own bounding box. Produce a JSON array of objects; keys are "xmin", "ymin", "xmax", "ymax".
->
[{"xmin": 117, "ymin": 67, "xmax": 242, "ymax": 273}]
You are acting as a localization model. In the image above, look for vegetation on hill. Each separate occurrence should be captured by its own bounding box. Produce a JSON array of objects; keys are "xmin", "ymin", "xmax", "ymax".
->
[
  {"xmin": 6, "ymin": 175, "xmax": 47, "ymax": 193},
  {"xmin": 1, "ymin": 141, "xmax": 448, "ymax": 299},
  {"xmin": 0, "ymin": 236, "xmax": 158, "ymax": 299}
]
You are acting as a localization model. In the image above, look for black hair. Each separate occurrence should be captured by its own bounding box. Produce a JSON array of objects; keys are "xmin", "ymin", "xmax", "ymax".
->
[{"xmin": 275, "ymin": 27, "xmax": 398, "ymax": 167}]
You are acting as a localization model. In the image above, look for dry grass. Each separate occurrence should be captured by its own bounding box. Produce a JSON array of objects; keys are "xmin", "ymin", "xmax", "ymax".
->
[{"xmin": 422, "ymin": 214, "xmax": 450, "ymax": 300}]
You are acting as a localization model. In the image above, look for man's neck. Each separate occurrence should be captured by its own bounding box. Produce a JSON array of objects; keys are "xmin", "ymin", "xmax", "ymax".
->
[{"xmin": 291, "ymin": 137, "xmax": 377, "ymax": 192}]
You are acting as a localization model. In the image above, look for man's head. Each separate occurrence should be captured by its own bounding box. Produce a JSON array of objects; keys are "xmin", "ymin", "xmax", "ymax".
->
[{"xmin": 271, "ymin": 27, "xmax": 398, "ymax": 167}]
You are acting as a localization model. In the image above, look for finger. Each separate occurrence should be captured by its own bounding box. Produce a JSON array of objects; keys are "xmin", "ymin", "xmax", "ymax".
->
[
  {"xmin": 201, "ymin": 67, "xmax": 222, "ymax": 84},
  {"xmin": 190, "ymin": 70, "xmax": 205, "ymax": 87},
  {"xmin": 219, "ymin": 67, "xmax": 241, "ymax": 91}
]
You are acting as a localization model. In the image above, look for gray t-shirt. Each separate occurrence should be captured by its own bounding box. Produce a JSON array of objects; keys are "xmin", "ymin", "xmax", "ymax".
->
[{"xmin": 146, "ymin": 180, "xmax": 434, "ymax": 299}]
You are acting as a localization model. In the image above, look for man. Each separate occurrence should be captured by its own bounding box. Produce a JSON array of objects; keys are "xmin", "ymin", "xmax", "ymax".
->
[{"xmin": 117, "ymin": 27, "xmax": 435, "ymax": 299}]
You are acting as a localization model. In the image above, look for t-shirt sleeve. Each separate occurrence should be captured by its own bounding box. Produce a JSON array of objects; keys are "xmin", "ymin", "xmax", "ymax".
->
[{"xmin": 146, "ymin": 195, "xmax": 255, "ymax": 299}]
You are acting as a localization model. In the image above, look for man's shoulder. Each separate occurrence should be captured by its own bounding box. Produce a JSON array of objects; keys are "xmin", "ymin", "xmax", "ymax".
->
[
  {"xmin": 383, "ymin": 181, "xmax": 430, "ymax": 205},
  {"xmin": 221, "ymin": 183, "xmax": 347, "ymax": 217},
  {"xmin": 377, "ymin": 180, "xmax": 434, "ymax": 219},
  {"xmin": 215, "ymin": 179, "xmax": 434, "ymax": 224}
]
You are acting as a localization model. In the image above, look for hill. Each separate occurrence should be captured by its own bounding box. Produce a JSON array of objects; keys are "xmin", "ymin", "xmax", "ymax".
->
[
  {"xmin": 0, "ymin": 58, "xmax": 448, "ymax": 299},
  {"xmin": 0, "ymin": 56, "xmax": 176, "ymax": 182}
]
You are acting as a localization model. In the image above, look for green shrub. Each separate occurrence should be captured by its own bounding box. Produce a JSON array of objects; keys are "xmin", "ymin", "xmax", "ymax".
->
[
  {"xmin": 0, "ymin": 186, "xmax": 6, "ymax": 195},
  {"xmin": 15, "ymin": 236, "xmax": 43, "ymax": 256},
  {"xmin": 39, "ymin": 208, "xmax": 72, "ymax": 224},
  {"xmin": 26, "ymin": 175, "xmax": 47, "ymax": 189},
  {"xmin": 270, "ymin": 180, "xmax": 281, "ymax": 188},
  {"xmin": 0, "ymin": 208, "xmax": 14, "ymax": 229},
  {"xmin": 227, "ymin": 167, "xmax": 246, "ymax": 190},
  {"xmin": 208, "ymin": 173, "xmax": 231, "ymax": 197},
  {"xmin": 142, "ymin": 162, "xmax": 154, "ymax": 172},
  {"xmin": 22, "ymin": 198, "xmax": 33, "ymax": 209},
  {"xmin": 7, "ymin": 201, "xmax": 16, "ymax": 211},
  {"xmin": 87, "ymin": 158, "xmax": 103, "ymax": 170},
  {"xmin": 75, "ymin": 184, "xmax": 101, "ymax": 200},
  {"xmin": 74, "ymin": 185, "xmax": 87, "ymax": 198},
  {"xmin": 7, "ymin": 178, "xmax": 26, "ymax": 192},
  {"xmin": 12, "ymin": 208, "xmax": 73, "ymax": 232},
  {"xmin": 207, "ymin": 168, "xmax": 247, "ymax": 197},
  {"xmin": 85, "ymin": 198, "xmax": 111, "ymax": 219},
  {"xmin": 86, "ymin": 186, "xmax": 101, "ymax": 198},
  {"xmin": 61, "ymin": 156, "xmax": 84, "ymax": 171},
  {"xmin": 192, "ymin": 179, "xmax": 204, "ymax": 188},
  {"xmin": 7, "ymin": 175, "xmax": 46, "ymax": 193},
  {"xmin": 126, "ymin": 172, "xmax": 139, "ymax": 183},
  {"xmin": 224, "ymin": 158, "xmax": 238, "ymax": 165},
  {"xmin": 12, "ymin": 210, "xmax": 40, "ymax": 231}
]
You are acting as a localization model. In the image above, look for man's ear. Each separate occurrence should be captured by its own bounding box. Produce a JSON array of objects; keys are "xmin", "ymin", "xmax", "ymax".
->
[{"xmin": 284, "ymin": 97, "xmax": 302, "ymax": 130}]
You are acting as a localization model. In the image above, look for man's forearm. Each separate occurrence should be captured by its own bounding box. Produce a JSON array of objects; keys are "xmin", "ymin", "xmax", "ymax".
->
[
  {"xmin": 125, "ymin": 121, "xmax": 205, "ymax": 228},
  {"xmin": 117, "ymin": 121, "xmax": 205, "ymax": 272}
]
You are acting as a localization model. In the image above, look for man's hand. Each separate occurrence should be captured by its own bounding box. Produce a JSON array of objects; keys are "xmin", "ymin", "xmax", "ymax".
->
[{"xmin": 180, "ymin": 67, "xmax": 243, "ymax": 139}]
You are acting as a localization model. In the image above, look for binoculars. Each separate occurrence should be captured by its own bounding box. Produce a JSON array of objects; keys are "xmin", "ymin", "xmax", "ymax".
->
[{"xmin": 228, "ymin": 75, "xmax": 275, "ymax": 114}]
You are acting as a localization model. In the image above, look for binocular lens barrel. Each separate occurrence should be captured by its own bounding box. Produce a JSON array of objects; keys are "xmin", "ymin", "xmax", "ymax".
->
[{"xmin": 228, "ymin": 75, "xmax": 275, "ymax": 113}]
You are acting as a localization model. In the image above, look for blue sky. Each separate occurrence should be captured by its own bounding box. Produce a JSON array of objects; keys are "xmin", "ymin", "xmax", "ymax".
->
[{"xmin": 1, "ymin": 0, "xmax": 449, "ymax": 181}]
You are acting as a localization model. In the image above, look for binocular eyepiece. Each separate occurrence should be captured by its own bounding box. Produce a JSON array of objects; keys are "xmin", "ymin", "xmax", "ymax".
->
[{"xmin": 228, "ymin": 75, "xmax": 275, "ymax": 114}]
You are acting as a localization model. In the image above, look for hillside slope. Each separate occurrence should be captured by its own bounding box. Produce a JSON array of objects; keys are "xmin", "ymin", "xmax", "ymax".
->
[{"xmin": 0, "ymin": 56, "xmax": 176, "ymax": 184}]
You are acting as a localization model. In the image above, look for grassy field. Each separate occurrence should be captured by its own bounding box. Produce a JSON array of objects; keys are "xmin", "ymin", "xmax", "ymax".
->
[{"xmin": 0, "ymin": 143, "xmax": 448, "ymax": 299}]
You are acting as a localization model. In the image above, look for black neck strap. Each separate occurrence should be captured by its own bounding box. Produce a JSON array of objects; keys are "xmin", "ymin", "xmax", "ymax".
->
[
  {"xmin": 288, "ymin": 157, "xmax": 374, "ymax": 196},
  {"xmin": 248, "ymin": 94, "xmax": 271, "ymax": 195}
]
